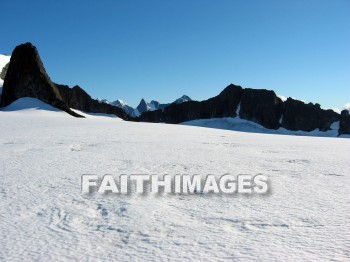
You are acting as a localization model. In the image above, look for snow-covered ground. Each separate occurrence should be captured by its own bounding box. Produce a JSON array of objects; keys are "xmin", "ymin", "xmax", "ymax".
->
[
  {"xmin": 182, "ymin": 117, "xmax": 349, "ymax": 138},
  {"xmin": 0, "ymin": 98, "xmax": 349, "ymax": 261}
]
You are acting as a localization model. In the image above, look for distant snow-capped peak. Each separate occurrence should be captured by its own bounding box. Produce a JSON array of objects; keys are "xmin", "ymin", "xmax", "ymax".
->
[
  {"xmin": 174, "ymin": 95, "xmax": 192, "ymax": 104},
  {"xmin": 344, "ymin": 103, "xmax": 350, "ymax": 111},
  {"xmin": 111, "ymin": 99, "xmax": 128, "ymax": 107},
  {"xmin": 111, "ymin": 99, "xmax": 139, "ymax": 117},
  {"xmin": 97, "ymin": 98, "xmax": 110, "ymax": 104},
  {"xmin": 97, "ymin": 95, "xmax": 192, "ymax": 117}
]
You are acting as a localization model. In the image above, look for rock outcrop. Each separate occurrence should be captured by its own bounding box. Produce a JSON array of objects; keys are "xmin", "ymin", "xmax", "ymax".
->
[
  {"xmin": 339, "ymin": 110, "xmax": 350, "ymax": 135},
  {"xmin": 281, "ymin": 98, "xmax": 339, "ymax": 132},
  {"xmin": 0, "ymin": 43, "xmax": 83, "ymax": 117},
  {"xmin": 239, "ymin": 88, "xmax": 283, "ymax": 129}
]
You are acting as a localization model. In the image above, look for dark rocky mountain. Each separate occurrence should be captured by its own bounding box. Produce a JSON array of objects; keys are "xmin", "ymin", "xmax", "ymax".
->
[
  {"xmin": 139, "ymin": 84, "xmax": 347, "ymax": 135},
  {"xmin": 339, "ymin": 110, "xmax": 350, "ymax": 135},
  {"xmin": 136, "ymin": 98, "xmax": 149, "ymax": 114},
  {"xmin": 0, "ymin": 43, "xmax": 83, "ymax": 117},
  {"xmin": 281, "ymin": 98, "xmax": 339, "ymax": 132},
  {"xmin": 239, "ymin": 88, "xmax": 283, "ymax": 129},
  {"xmin": 0, "ymin": 43, "xmax": 128, "ymax": 120}
]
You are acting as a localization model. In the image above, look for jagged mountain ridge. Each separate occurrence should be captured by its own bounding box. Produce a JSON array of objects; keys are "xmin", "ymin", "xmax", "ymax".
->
[
  {"xmin": 139, "ymin": 84, "xmax": 347, "ymax": 134},
  {"xmin": 98, "ymin": 95, "xmax": 192, "ymax": 117},
  {"xmin": 0, "ymin": 42, "xmax": 349, "ymax": 136}
]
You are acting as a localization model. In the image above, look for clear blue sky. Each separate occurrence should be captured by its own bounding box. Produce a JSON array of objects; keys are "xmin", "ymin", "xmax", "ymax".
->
[{"xmin": 1, "ymin": 0, "xmax": 349, "ymax": 109}]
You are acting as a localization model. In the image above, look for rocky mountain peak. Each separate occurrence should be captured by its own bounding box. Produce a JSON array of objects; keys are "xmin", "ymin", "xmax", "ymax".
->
[
  {"xmin": 0, "ymin": 43, "xmax": 83, "ymax": 117},
  {"xmin": 136, "ymin": 98, "xmax": 149, "ymax": 114},
  {"xmin": 174, "ymin": 95, "xmax": 191, "ymax": 104}
]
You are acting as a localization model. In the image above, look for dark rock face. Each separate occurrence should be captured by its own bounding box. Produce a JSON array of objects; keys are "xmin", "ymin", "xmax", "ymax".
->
[
  {"xmin": 1, "ymin": 42, "xmax": 128, "ymax": 120},
  {"xmin": 140, "ymin": 85, "xmax": 284, "ymax": 129},
  {"xmin": 0, "ymin": 43, "xmax": 82, "ymax": 117},
  {"xmin": 139, "ymin": 84, "xmax": 243, "ymax": 123},
  {"xmin": 56, "ymin": 84, "xmax": 129, "ymax": 119},
  {"xmin": 339, "ymin": 110, "xmax": 350, "ymax": 135},
  {"xmin": 139, "ymin": 85, "xmax": 342, "ymax": 133},
  {"xmin": 136, "ymin": 99, "xmax": 149, "ymax": 114},
  {"xmin": 281, "ymin": 98, "xmax": 339, "ymax": 132},
  {"xmin": 239, "ymin": 89, "xmax": 283, "ymax": 129}
]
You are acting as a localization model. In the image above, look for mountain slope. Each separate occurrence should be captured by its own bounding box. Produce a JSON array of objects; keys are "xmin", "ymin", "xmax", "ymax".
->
[{"xmin": 110, "ymin": 99, "xmax": 137, "ymax": 117}]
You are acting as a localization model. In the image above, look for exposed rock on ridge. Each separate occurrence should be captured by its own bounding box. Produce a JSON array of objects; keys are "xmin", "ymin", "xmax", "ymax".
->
[
  {"xmin": 239, "ymin": 88, "xmax": 283, "ymax": 129},
  {"xmin": 339, "ymin": 110, "xmax": 350, "ymax": 135},
  {"xmin": 281, "ymin": 98, "xmax": 339, "ymax": 132}
]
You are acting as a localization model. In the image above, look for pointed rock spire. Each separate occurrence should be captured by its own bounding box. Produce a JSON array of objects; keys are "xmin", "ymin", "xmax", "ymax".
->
[{"xmin": 0, "ymin": 43, "xmax": 83, "ymax": 117}]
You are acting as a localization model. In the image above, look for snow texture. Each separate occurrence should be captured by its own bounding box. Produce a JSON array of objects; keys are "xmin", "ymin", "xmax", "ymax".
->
[{"xmin": 0, "ymin": 98, "xmax": 349, "ymax": 261}]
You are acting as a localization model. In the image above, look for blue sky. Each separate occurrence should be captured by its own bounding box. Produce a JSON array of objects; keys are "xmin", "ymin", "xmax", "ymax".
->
[{"xmin": 1, "ymin": 0, "xmax": 349, "ymax": 109}]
